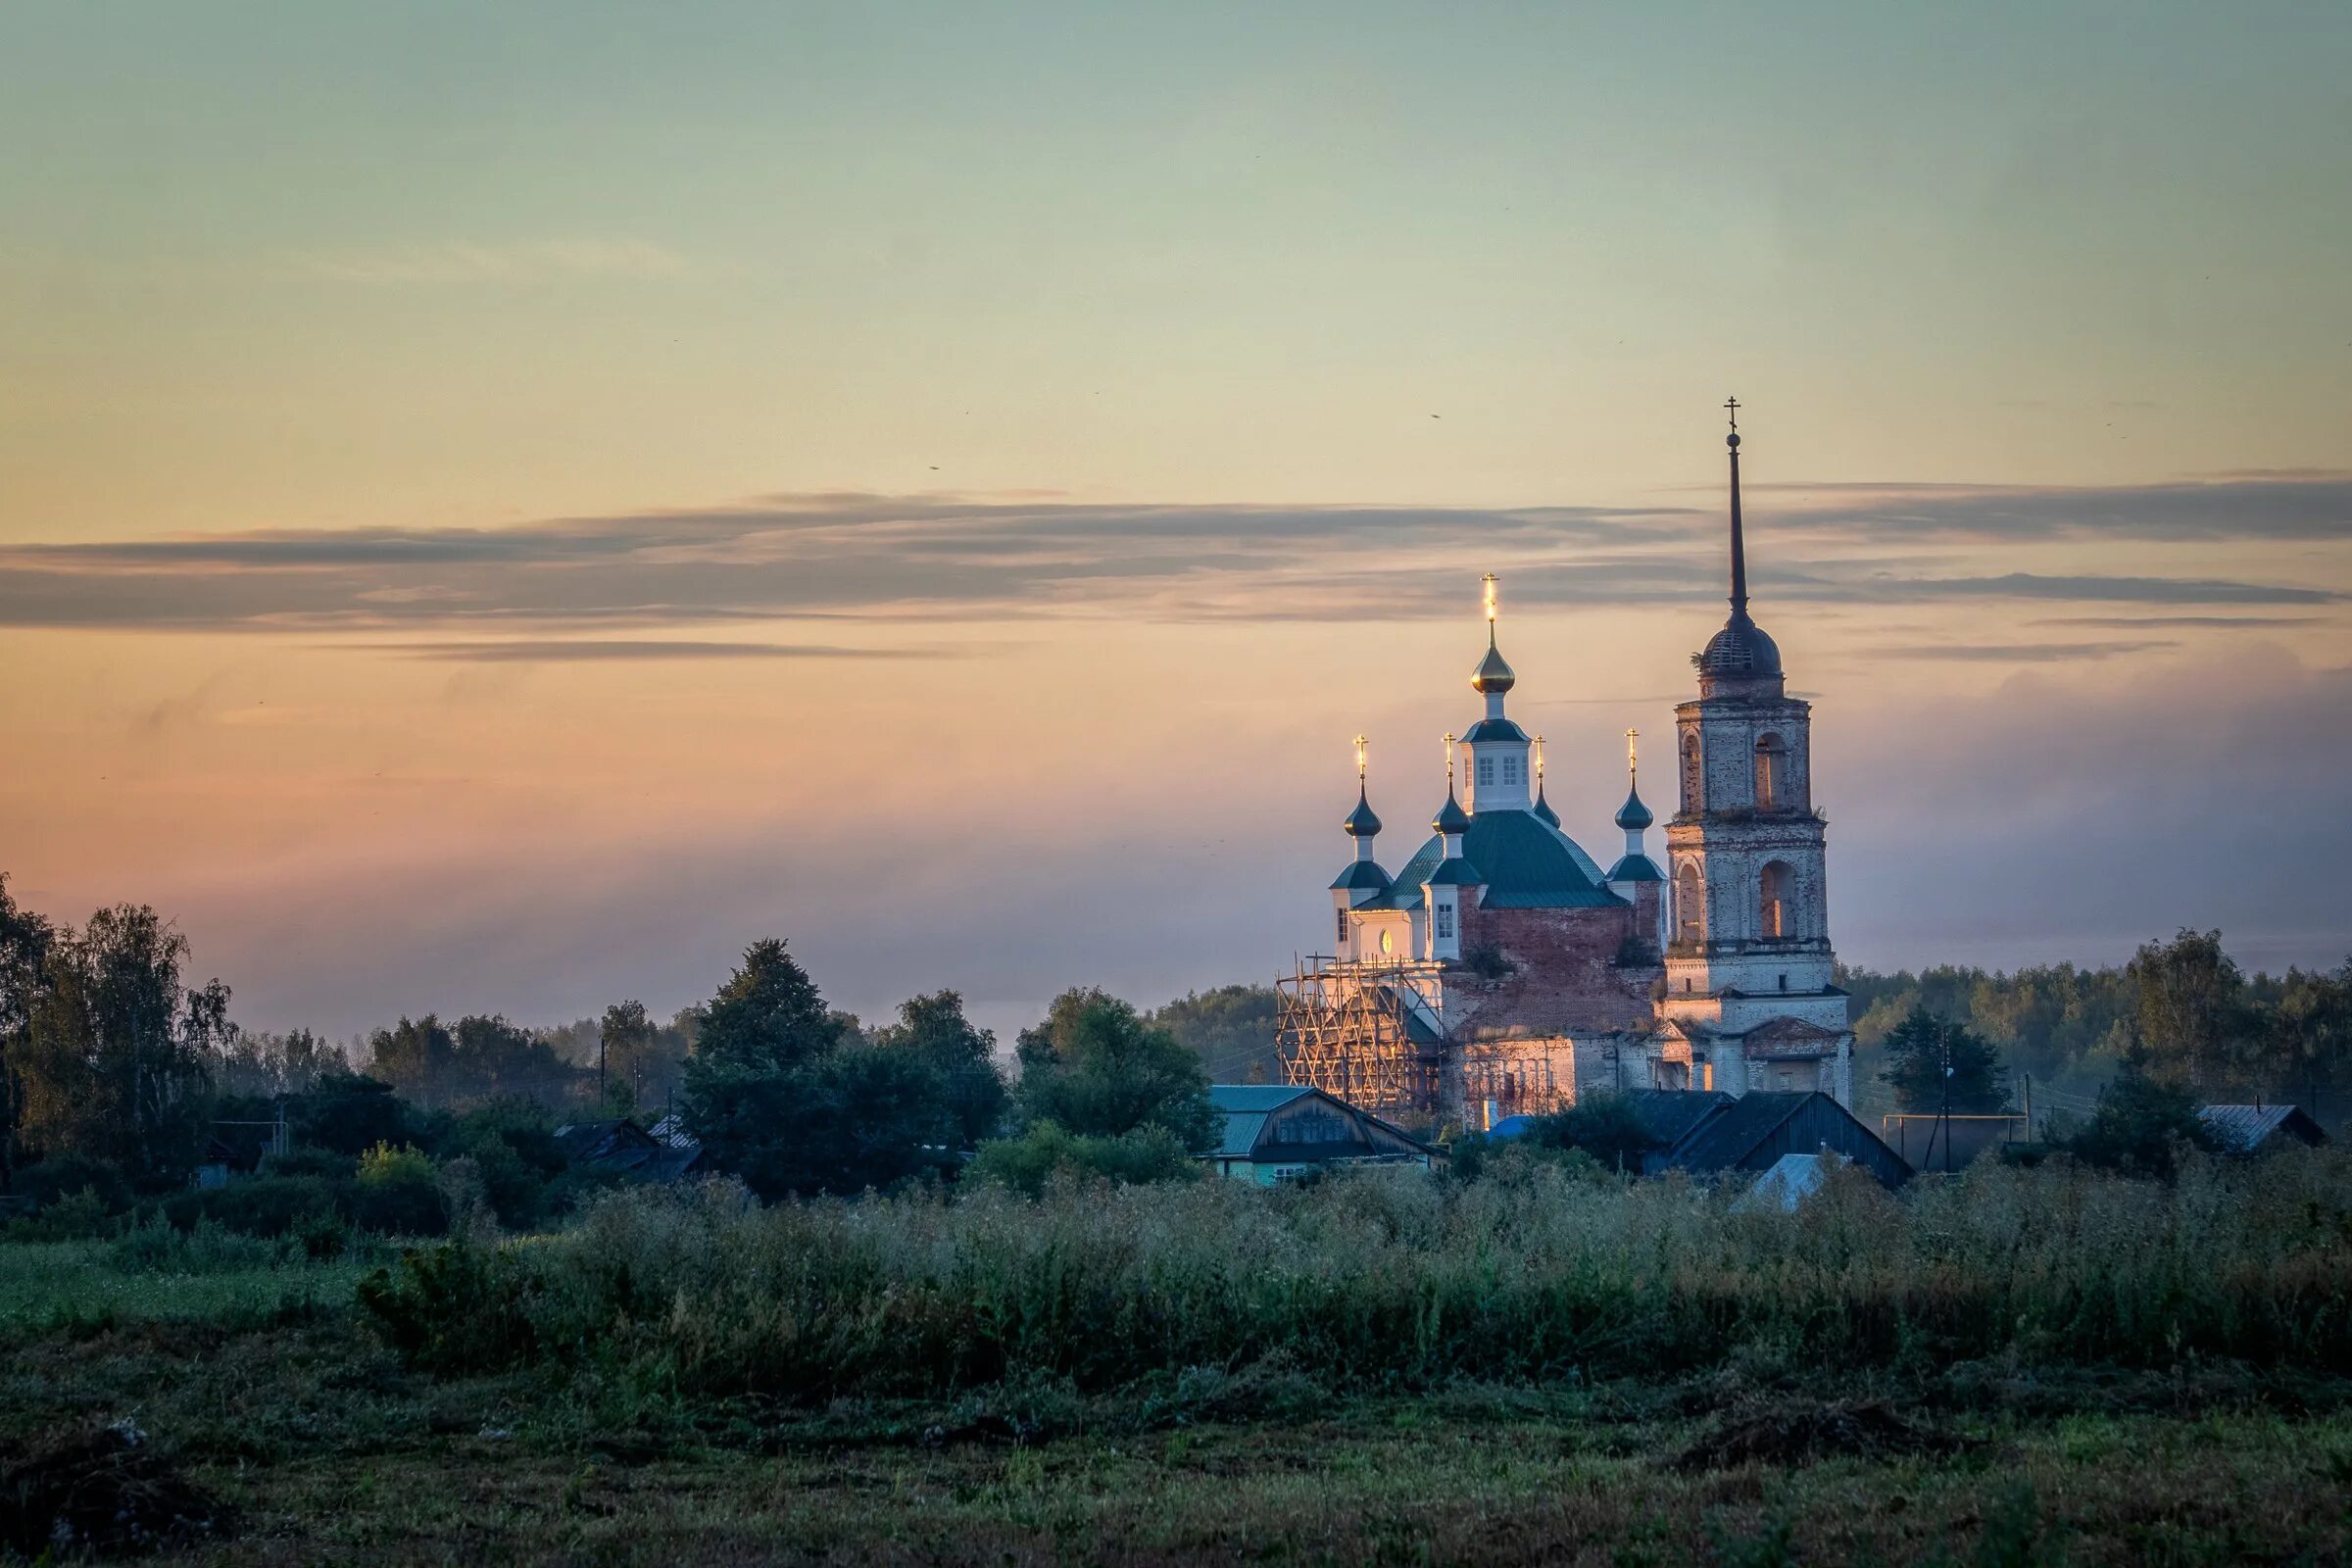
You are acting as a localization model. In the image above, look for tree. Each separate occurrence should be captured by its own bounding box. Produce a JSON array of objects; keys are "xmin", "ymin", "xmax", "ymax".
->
[
  {"xmin": 2060, "ymin": 1066, "xmax": 2223, "ymax": 1178},
  {"xmin": 870, "ymin": 991, "xmax": 1008, "ymax": 1148},
  {"xmin": 1146, "ymin": 985, "xmax": 1284, "ymax": 1084},
  {"xmin": 2127, "ymin": 929, "xmax": 2254, "ymax": 1092},
  {"xmin": 1012, "ymin": 989, "xmax": 1217, "ymax": 1152},
  {"xmin": 681, "ymin": 940, "xmax": 960, "ymax": 1199},
  {"xmin": 15, "ymin": 904, "xmax": 225, "ymax": 1187},
  {"xmin": 368, "ymin": 1015, "xmax": 458, "ymax": 1102},
  {"xmin": 695, "ymin": 938, "xmax": 846, "ymax": 1074},
  {"xmin": 598, "ymin": 1000, "xmax": 657, "ymax": 1108},
  {"xmin": 1878, "ymin": 1004, "xmax": 2009, "ymax": 1114},
  {"xmin": 1525, "ymin": 1092, "xmax": 1658, "ymax": 1171},
  {"xmin": 215, "ymin": 1027, "xmax": 343, "ymax": 1098},
  {"xmin": 2265, "ymin": 965, "xmax": 2352, "ymax": 1120},
  {"xmin": 0, "ymin": 874, "xmax": 57, "ymax": 1192}
]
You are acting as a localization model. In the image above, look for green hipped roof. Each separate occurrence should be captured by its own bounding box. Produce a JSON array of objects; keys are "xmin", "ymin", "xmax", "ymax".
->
[
  {"xmin": 1381, "ymin": 808, "xmax": 1621, "ymax": 910},
  {"xmin": 1424, "ymin": 857, "xmax": 1484, "ymax": 887},
  {"xmin": 1330, "ymin": 859, "xmax": 1393, "ymax": 892},
  {"xmin": 1607, "ymin": 853, "xmax": 1665, "ymax": 883},
  {"xmin": 1460, "ymin": 716, "xmax": 1529, "ymax": 744}
]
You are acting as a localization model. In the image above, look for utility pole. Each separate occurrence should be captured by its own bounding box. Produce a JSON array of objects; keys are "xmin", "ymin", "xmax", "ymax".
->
[
  {"xmin": 1938, "ymin": 1019, "xmax": 1954, "ymax": 1174},
  {"xmin": 2022, "ymin": 1071, "xmax": 2034, "ymax": 1145}
]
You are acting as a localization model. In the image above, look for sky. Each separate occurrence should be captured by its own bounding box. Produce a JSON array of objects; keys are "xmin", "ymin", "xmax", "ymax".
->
[{"xmin": 2, "ymin": 2, "xmax": 2348, "ymax": 1045}]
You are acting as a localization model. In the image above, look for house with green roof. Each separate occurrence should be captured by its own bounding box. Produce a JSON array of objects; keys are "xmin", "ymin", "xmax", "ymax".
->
[{"xmin": 1203, "ymin": 1084, "xmax": 1441, "ymax": 1184}]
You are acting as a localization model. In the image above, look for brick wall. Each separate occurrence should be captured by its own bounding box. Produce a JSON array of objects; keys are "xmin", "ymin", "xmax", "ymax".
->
[{"xmin": 1451, "ymin": 902, "xmax": 1658, "ymax": 1038}]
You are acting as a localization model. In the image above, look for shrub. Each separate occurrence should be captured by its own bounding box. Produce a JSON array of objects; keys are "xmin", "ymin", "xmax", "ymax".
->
[
  {"xmin": 348, "ymin": 1145, "xmax": 448, "ymax": 1237},
  {"xmin": 261, "ymin": 1147, "xmax": 358, "ymax": 1181},
  {"xmin": 111, "ymin": 1213, "xmax": 284, "ymax": 1273},
  {"xmin": 13, "ymin": 1154, "xmax": 132, "ymax": 1214},
  {"xmin": 970, "ymin": 1122, "xmax": 1200, "ymax": 1197},
  {"xmin": 159, "ymin": 1176, "xmax": 340, "ymax": 1239}
]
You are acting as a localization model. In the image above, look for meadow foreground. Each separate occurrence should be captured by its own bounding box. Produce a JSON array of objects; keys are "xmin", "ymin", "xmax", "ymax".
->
[{"xmin": 6, "ymin": 1154, "xmax": 2351, "ymax": 1565}]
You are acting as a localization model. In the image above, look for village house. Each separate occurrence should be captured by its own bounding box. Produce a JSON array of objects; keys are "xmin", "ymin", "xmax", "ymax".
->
[{"xmin": 1203, "ymin": 1085, "xmax": 1442, "ymax": 1184}]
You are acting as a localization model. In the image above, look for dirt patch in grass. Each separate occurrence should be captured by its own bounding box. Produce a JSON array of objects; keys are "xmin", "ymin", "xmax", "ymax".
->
[
  {"xmin": 1669, "ymin": 1400, "xmax": 1980, "ymax": 1473},
  {"xmin": 0, "ymin": 1421, "xmax": 232, "ymax": 1558}
]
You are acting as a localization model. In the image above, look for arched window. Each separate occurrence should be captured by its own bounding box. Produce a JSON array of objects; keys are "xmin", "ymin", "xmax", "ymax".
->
[
  {"xmin": 1675, "ymin": 862, "xmax": 1704, "ymax": 945},
  {"xmin": 1754, "ymin": 733, "xmax": 1788, "ymax": 810},
  {"xmin": 1759, "ymin": 859, "xmax": 1794, "ymax": 939},
  {"xmin": 1681, "ymin": 734, "xmax": 1702, "ymax": 813}
]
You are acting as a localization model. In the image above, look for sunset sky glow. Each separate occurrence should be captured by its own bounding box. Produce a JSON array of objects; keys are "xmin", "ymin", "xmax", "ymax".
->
[{"xmin": 4, "ymin": 2, "xmax": 2348, "ymax": 1043}]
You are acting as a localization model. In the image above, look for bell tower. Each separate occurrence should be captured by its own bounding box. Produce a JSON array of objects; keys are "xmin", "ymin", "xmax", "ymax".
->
[{"xmin": 1658, "ymin": 401, "xmax": 1853, "ymax": 1104}]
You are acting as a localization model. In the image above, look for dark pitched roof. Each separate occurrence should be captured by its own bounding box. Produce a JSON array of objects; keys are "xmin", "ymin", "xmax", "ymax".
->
[
  {"xmin": 1663, "ymin": 1092, "xmax": 1813, "ymax": 1173},
  {"xmin": 1620, "ymin": 1089, "xmax": 1734, "ymax": 1149},
  {"xmin": 1331, "ymin": 859, "xmax": 1393, "ymax": 893},
  {"xmin": 1381, "ymin": 808, "xmax": 1618, "ymax": 910},
  {"xmin": 2199, "ymin": 1104, "xmax": 2330, "ymax": 1152},
  {"xmin": 1607, "ymin": 853, "xmax": 1664, "ymax": 883}
]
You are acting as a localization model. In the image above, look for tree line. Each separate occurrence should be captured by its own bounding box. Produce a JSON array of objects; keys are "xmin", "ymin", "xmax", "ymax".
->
[
  {"xmin": 1848, "ymin": 929, "xmax": 2352, "ymax": 1122},
  {"xmin": 0, "ymin": 874, "xmax": 1224, "ymax": 1216}
]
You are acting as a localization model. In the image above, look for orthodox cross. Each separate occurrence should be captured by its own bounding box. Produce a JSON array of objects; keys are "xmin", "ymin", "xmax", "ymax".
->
[
  {"xmin": 1626, "ymin": 727, "xmax": 1640, "ymax": 781},
  {"xmin": 1352, "ymin": 734, "xmax": 1368, "ymax": 782},
  {"xmin": 1482, "ymin": 572, "xmax": 1498, "ymax": 624},
  {"xmin": 1723, "ymin": 396, "xmax": 1740, "ymax": 430},
  {"xmin": 1534, "ymin": 734, "xmax": 1546, "ymax": 782},
  {"xmin": 1444, "ymin": 731, "xmax": 1456, "ymax": 785}
]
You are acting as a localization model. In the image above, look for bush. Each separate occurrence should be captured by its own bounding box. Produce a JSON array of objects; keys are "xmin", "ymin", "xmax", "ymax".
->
[
  {"xmin": 970, "ymin": 1122, "xmax": 1200, "ymax": 1198},
  {"xmin": 261, "ymin": 1146, "xmax": 358, "ymax": 1181},
  {"xmin": 348, "ymin": 1145, "xmax": 448, "ymax": 1237},
  {"xmin": 160, "ymin": 1176, "xmax": 341, "ymax": 1239},
  {"xmin": 13, "ymin": 1154, "xmax": 132, "ymax": 1214},
  {"xmin": 111, "ymin": 1213, "xmax": 284, "ymax": 1273},
  {"xmin": 1521, "ymin": 1093, "xmax": 1660, "ymax": 1173}
]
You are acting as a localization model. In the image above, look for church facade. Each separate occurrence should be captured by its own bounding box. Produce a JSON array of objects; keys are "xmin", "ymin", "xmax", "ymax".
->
[{"xmin": 1277, "ymin": 408, "xmax": 1854, "ymax": 1126}]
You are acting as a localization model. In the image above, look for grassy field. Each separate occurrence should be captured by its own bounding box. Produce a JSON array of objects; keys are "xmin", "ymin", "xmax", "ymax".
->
[{"xmin": 5, "ymin": 1156, "xmax": 2352, "ymax": 1564}]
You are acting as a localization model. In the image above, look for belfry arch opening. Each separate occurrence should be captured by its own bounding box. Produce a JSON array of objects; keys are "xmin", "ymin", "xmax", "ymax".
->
[
  {"xmin": 1759, "ymin": 859, "xmax": 1794, "ymax": 939},
  {"xmin": 1754, "ymin": 733, "xmax": 1788, "ymax": 810},
  {"xmin": 1675, "ymin": 862, "xmax": 1704, "ymax": 945}
]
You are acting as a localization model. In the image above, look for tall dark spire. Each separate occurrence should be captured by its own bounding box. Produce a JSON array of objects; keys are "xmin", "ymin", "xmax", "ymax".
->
[
  {"xmin": 1695, "ymin": 396, "xmax": 1784, "ymax": 685},
  {"xmin": 1725, "ymin": 395, "xmax": 1747, "ymax": 617}
]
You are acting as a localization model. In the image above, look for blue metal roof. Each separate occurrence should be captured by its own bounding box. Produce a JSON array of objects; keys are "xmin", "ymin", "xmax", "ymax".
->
[
  {"xmin": 1607, "ymin": 853, "xmax": 1664, "ymax": 883},
  {"xmin": 1331, "ymin": 859, "xmax": 1393, "ymax": 893},
  {"xmin": 1460, "ymin": 716, "xmax": 1529, "ymax": 745},
  {"xmin": 1381, "ymin": 808, "xmax": 1619, "ymax": 910}
]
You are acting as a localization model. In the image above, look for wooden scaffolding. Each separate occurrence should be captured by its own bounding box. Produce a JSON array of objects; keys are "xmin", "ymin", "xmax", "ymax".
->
[{"xmin": 1275, "ymin": 956, "xmax": 1446, "ymax": 1120}]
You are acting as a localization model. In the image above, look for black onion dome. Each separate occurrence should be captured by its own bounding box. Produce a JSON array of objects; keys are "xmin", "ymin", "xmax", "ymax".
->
[
  {"xmin": 1433, "ymin": 790, "xmax": 1472, "ymax": 836},
  {"xmin": 1697, "ymin": 610, "xmax": 1782, "ymax": 680},
  {"xmin": 1470, "ymin": 639, "xmax": 1516, "ymax": 695},
  {"xmin": 1532, "ymin": 782, "xmax": 1561, "ymax": 828},
  {"xmin": 1614, "ymin": 785, "xmax": 1653, "ymax": 831},
  {"xmin": 1343, "ymin": 787, "xmax": 1383, "ymax": 838}
]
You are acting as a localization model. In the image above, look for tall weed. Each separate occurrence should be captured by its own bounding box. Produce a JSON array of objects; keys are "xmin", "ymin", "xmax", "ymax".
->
[{"xmin": 358, "ymin": 1151, "xmax": 2352, "ymax": 1402}]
